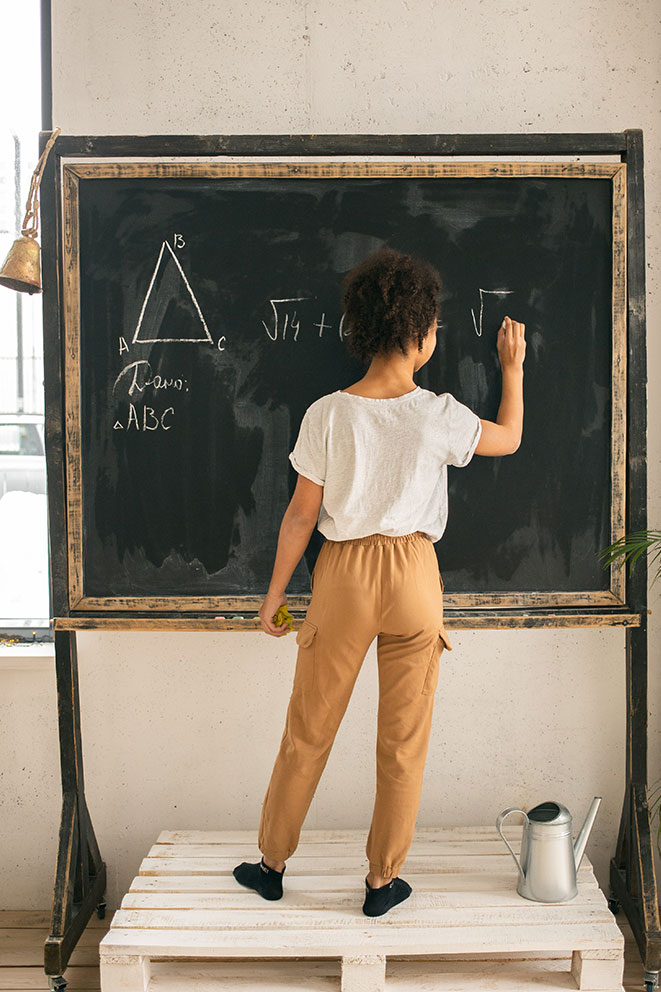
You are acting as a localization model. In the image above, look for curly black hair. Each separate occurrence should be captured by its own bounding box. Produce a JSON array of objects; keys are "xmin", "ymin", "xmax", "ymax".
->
[{"xmin": 341, "ymin": 246, "xmax": 442, "ymax": 365}]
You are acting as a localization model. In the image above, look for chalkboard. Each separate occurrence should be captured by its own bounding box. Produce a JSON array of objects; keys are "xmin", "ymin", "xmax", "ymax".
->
[{"xmin": 60, "ymin": 160, "xmax": 626, "ymax": 612}]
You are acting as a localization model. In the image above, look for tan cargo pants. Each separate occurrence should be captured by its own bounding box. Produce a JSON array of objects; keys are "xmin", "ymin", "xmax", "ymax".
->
[{"xmin": 257, "ymin": 530, "xmax": 452, "ymax": 880}]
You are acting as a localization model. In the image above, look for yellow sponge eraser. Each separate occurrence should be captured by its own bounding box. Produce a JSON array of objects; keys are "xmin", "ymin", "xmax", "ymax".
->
[{"xmin": 272, "ymin": 604, "xmax": 294, "ymax": 631}]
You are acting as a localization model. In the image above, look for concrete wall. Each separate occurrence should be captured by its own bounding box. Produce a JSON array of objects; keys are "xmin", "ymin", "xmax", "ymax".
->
[{"xmin": 1, "ymin": 0, "xmax": 659, "ymax": 910}]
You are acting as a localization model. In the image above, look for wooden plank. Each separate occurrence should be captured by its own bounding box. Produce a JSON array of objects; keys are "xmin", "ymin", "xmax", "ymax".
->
[
  {"xmin": 135, "ymin": 854, "xmax": 597, "ymax": 876},
  {"xmin": 99, "ymin": 920, "xmax": 623, "ymax": 957},
  {"xmin": 105, "ymin": 909, "xmax": 619, "ymax": 941},
  {"xmin": 154, "ymin": 825, "xmax": 520, "ymax": 842},
  {"xmin": 127, "ymin": 871, "xmax": 599, "ymax": 895},
  {"xmin": 53, "ymin": 612, "xmax": 642, "ymax": 630},
  {"xmin": 47, "ymin": 133, "xmax": 631, "ymax": 159},
  {"xmin": 143, "ymin": 846, "xmax": 550, "ymax": 861},
  {"xmin": 67, "ymin": 161, "xmax": 625, "ymax": 180},
  {"xmin": 144, "ymin": 839, "xmax": 555, "ymax": 857},
  {"xmin": 108, "ymin": 903, "xmax": 618, "ymax": 931},
  {"xmin": 146, "ymin": 842, "xmax": 532, "ymax": 857},
  {"xmin": 39, "ymin": 133, "xmax": 69, "ymax": 622},
  {"xmin": 120, "ymin": 887, "xmax": 607, "ymax": 911},
  {"xmin": 147, "ymin": 833, "xmax": 596, "ymax": 857},
  {"xmin": 148, "ymin": 963, "xmax": 338, "ymax": 991}
]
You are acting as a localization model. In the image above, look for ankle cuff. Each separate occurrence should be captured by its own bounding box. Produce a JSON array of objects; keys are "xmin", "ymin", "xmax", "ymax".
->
[
  {"xmin": 261, "ymin": 856, "xmax": 285, "ymax": 875},
  {"xmin": 368, "ymin": 862, "xmax": 398, "ymax": 879}
]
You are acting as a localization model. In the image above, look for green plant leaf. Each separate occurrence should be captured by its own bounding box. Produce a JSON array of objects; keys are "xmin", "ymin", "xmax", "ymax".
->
[{"xmin": 597, "ymin": 529, "xmax": 661, "ymax": 587}]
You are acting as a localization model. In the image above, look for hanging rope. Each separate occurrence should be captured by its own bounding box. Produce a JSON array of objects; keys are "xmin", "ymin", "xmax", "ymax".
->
[{"xmin": 21, "ymin": 126, "xmax": 61, "ymax": 240}]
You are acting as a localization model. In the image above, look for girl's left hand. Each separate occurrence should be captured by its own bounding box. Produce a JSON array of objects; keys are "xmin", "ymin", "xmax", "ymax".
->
[{"xmin": 259, "ymin": 592, "xmax": 291, "ymax": 636}]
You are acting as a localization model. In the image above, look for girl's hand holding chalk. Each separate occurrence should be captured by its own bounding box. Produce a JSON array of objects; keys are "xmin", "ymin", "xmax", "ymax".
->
[{"xmin": 497, "ymin": 315, "xmax": 526, "ymax": 370}]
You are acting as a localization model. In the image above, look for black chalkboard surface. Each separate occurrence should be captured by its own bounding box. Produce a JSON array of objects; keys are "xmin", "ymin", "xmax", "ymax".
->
[{"xmin": 62, "ymin": 161, "xmax": 625, "ymax": 610}]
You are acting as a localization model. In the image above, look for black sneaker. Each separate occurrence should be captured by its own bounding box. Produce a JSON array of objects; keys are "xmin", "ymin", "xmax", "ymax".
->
[{"xmin": 362, "ymin": 875, "xmax": 412, "ymax": 916}]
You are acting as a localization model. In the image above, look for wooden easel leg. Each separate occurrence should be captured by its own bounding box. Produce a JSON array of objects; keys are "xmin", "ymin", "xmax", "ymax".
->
[
  {"xmin": 44, "ymin": 630, "xmax": 107, "ymax": 986},
  {"xmin": 614, "ymin": 128, "xmax": 661, "ymax": 992},
  {"xmin": 610, "ymin": 781, "xmax": 661, "ymax": 988}
]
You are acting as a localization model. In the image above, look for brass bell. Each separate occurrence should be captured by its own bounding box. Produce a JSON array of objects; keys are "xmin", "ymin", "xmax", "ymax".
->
[
  {"xmin": 0, "ymin": 234, "xmax": 42, "ymax": 294},
  {"xmin": 0, "ymin": 126, "xmax": 60, "ymax": 295}
]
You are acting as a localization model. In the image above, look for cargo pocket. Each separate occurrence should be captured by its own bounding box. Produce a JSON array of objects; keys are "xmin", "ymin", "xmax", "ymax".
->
[
  {"xmin": 293, "ymin": 618, "xmax": 318, "ymax": 692},
  {"xmin": 421, "ymin": 626, "xmax": 453, "ymax": 695}
]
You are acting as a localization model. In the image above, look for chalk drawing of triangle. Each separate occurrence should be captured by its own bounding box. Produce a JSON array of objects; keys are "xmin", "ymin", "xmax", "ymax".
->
[{"xmin": 132, "ymin": 240, "xmax": 213, "ymax": 344}]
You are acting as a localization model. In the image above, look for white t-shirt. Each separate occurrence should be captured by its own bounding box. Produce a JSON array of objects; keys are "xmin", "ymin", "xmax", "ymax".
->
[{"xmin": 288, "ymin": 385, "xmax": 482, "ymax": 543}]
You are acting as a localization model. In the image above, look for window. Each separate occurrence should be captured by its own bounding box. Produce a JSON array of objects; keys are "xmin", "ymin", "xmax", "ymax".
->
[{"xmin": 0, "ymin": 0, "xmax": 51, "ymax": 641}]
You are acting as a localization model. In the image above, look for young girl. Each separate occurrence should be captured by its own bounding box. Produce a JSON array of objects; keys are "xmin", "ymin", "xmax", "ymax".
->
[{"xmin": 234, "ymin": 246, "xmax": 526, "ymax": 916}]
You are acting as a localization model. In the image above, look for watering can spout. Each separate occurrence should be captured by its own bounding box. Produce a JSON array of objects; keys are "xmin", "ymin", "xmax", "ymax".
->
[{"xmin": 574, "ymin": 796, "xmax": 602, "ymax": 871}]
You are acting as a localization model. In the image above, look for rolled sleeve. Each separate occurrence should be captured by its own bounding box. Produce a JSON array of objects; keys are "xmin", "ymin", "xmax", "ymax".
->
[
  {"xmin": 442, "ymin": 393, "xmax": 482, "ymax": 467},
  {"xmin": 289, "ymin": 403, "xmax": 326, "ymax": 485}
]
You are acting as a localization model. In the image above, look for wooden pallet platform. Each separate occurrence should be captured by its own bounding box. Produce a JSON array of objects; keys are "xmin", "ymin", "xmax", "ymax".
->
[{"xmin": 99, "ymin": 826, "xmax": 625, "ymax": 991}]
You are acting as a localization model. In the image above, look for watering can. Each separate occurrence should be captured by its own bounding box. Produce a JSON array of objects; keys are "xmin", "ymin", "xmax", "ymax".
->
[{"xmin": 496, "ymin": 797, "xmax": 602, "ymax": 902}]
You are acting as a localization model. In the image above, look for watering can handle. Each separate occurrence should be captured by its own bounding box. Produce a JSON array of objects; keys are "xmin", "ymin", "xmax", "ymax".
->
[{"xmin": 496, "ymin": 807, "xmax": 529, "ymax": 881}]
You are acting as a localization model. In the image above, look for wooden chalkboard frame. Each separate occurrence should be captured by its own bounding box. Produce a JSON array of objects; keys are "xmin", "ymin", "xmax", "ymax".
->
[
  {"xmin": 40, "ymin": 133, "xmax": 658, "ymax": 990},
  {"xmin": 57, "ymin": 157, "xmax": 630, "ymax": 620}
]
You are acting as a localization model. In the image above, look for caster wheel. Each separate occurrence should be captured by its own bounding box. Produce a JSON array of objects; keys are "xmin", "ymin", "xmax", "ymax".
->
[
  {"xmin": 645, "ymin": 982, "xmax": 655, "ymax": 992},
  {"xmin": 607, "ymin": 896, "xmax": 620, "ymax": 914},
  {"xmin": 645, "ymin": 975, "xmax": 659, "ymax": 992},
  {"xmin": 96, "ymin": 901, "xmax": 106, "ymax": 920},
  {"xmin": 48, "ymin": 978, "xmax": 67, "ymax": 991}
]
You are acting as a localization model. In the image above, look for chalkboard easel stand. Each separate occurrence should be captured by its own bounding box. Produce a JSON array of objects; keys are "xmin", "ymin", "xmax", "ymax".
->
[
  {"xmin": 607, "ymin": 129, "xmax": 660, "ymax": 992},
  {"xmin": 38, "ymin": 130, "xmax": 659, "ymax": 991},
  {"xmin": 44, "ymin": 630, "xmax": 107, "ymax": 989}
]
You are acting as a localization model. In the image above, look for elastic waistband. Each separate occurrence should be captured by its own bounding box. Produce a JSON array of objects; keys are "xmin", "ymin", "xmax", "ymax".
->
[{"xmin": 328, "ymin": 531, "xmax": 430, "ymax": 546}]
